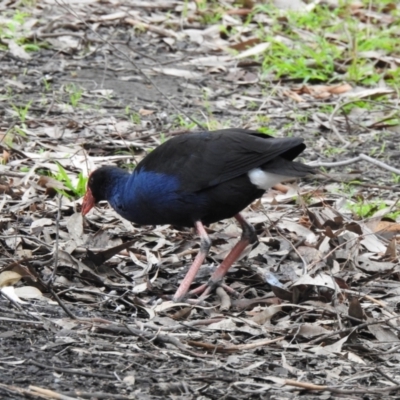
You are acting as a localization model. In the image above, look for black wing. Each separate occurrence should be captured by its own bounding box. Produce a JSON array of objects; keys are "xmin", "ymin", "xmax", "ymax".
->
[{"xmin": 136, "ymin": 128, "xmax": 309, "ymax": 192}]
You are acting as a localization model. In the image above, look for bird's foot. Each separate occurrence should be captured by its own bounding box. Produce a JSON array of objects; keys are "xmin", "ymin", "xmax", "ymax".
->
[
  {"xmin": 172, "ymin": 213, "xmax": 257, "ymax": 304},
  {"xmin": 173, "ymin": 280, "xmax": 240, "ymax": 304}
]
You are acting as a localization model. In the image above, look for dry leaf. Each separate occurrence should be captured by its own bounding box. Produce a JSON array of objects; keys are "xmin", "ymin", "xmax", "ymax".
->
[
  {"xmin": 0, "ymin": 271, "xmax": 22, "ymax": 287},
  {"xmin": 14, "ymin": 286, "xmax": 43, "ymax": 299},
  {"xmin": 8, "ymin": 40, "xmax": 31, "ymax": 60},
  {"xmin": 348, "ymin": 297, "xmax": 365, "ymax": 326}
]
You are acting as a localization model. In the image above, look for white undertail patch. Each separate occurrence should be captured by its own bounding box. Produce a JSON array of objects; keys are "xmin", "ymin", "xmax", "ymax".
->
[{"xmin": 248, "ymin": 168, "xmax": 290, "ymax": 190}]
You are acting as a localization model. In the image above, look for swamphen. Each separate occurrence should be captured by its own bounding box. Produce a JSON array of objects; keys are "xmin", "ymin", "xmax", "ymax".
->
[{"xmin": 82, "ymin": 129, "xmax": 315, "ymax": 301}]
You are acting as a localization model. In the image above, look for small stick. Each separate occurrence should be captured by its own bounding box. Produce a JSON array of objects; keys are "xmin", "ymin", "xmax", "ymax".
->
[
  {"xmin": 49, "ymin": 194, "xmax": 62, "ymax": 284},
  {"xmin": 328, "ymin": 100, "xmax": 351, "ymax": 147},
  {"xmin": 188, "ymin": 336, "xmax": 284, "ymax": 353},
  {"xmin": 29, "ymin": 385, "xmax": 78, "ymax": 400},
  {"xmin": 310, "ymin": 153, "xmax": 400, "ymax": 175}
]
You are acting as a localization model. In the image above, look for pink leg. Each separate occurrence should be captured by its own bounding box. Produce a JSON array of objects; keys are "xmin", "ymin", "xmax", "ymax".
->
[
  {"xmin": 209, "ymin": 214, "xmax": 256, "ymax": 281},
  {"xmin": 189, "ymin": 213, "xmax": 258, "ymax": 299},
  {"xmin": 173, "ymin": 221, "xmax": 211, "ymax": 302}
]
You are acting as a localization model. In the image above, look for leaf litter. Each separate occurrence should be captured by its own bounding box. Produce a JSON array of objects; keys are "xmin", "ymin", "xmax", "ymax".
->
[{"xmin": 0, "ymin": 0, "xmax": 400, "ymax": 399}]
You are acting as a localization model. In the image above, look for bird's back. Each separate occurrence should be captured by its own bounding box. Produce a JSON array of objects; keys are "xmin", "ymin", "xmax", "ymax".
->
[{"xmin": 121, "ymin": 129, "xmax": 313, "ymax": 226}]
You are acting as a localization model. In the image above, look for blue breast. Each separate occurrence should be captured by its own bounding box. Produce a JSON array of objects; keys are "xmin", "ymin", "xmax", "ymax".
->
[{"xmin": 108, "ymin": 169, "xmax": 208, "ymax": 226}]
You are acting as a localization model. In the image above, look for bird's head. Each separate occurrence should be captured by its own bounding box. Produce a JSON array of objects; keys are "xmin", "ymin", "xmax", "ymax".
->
[{"xmin": 81, "ymin": 166, "xmax": 125, "ymax": 216}]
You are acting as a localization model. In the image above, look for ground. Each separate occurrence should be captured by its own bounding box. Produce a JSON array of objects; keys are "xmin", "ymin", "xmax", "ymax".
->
[{"xmin": 1, "ymin": 1, "xmax": 400, "ymax": 399}]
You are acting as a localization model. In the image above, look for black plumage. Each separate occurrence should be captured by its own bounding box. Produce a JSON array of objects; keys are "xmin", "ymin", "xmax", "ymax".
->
[{"xmin": 82, "ymin": 128, "xmax": 315, "ymax": 301}]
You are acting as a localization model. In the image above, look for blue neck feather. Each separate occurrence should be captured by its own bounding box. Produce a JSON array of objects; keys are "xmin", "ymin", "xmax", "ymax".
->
[{"xmin": 106, "ymin": 168, "xmax": 200, "ymax": 225}]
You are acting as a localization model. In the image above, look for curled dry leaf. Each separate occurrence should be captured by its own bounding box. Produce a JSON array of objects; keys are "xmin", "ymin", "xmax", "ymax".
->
[
  {"xmin": 311, "ymin": 335, "xmax": 349, "ymax": 355},
  {"xmin": 229, "ymin": 37, "xmax": 260, "ymax": 51},
  {"xmin": 0, "ymin": 271, "xmax": 22, "ymax": 287},
  {"xmin": 171, "ymin": 306, "xmax": 192, "ymax": 320},
  {"xmin": 30, "ymin": 218, "xmax": 53, "ymax": 234},
  {"xmin": 153, "ymin": 301, "xmax": 192, "ymax": 312},
  {"xmin": 298, "ymin": 323, "xmax": 331, "ymax": 338},
  {"xmin": 0, "ymin": 286, "xmax": 27, "ymax": 304},
  {"xmin": 252, "ymin": 305, "xmax": 282, "ymax": 325},
  {"xmin": 234, "ymin": 42, "xmax": 270, "ymax": 59},
  {"xmin": 14, "ymin": 286, "xmax": 43, "ymax": 299},
  {"xmin": 8, "ymin": 40, "xmax": 31, "ymax": 60},
  {"xmin": 131, "ymin": 271, "xmax": 159, "ymax": 294},
  {"xmin": 277, "ymin": 220, "xmax": 317, "ymax": 244},
  {"xmin": 292, "ymin": 83, "xmax": 353, "ymax": 99},
  {"xmin": 292, "ymin": 273, "xmax": 339, "ymax": 291},
  {"xmin": 348, "ymin": 297, "xmax": 365, "ymax": 326},
  {"xmin": 123, "ymin": 374, "xmax": 135, "ymax": 386}
]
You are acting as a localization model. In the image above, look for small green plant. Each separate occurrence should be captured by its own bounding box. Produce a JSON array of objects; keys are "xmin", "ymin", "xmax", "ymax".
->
[
  {"xmin": 323, "ymin": 146, "xmax": 346, "ymax": 157},
  {"xmin": 13, "ymin": 126, "xmax": 27, "ymax": 137},
  {"xmin": 201, "ymin": 11, "xmax": 222, "ymax": 25},
  {"xmin": 369, "ymin": 142, "xmax": 386, "ymax": 157},
  {"xmin": 0, "ymin": 10, "xmax": 44, "ymax": 52},
  {"xmin": 121, "ymin": 162, "xmax": 136, "ymax": 171},
  {"xmin": 261, "ymin": 39, "xmax": 340, "ymax": 82},
  {"xmin": 342, "ymin": 100, "xmax": 373, "ymax": 114},
  {"xmin": 248, "ymin": 101, "xmax": 259, "ymax": 111},
  {"xmin": 346, "ymin": 199, "xmax": 400, "ymax": 220},
  {"xmin": 347, "ymin": 200, "xmax": 386, "ymax": 219},
  {"xmin": 205, "ymin": 118, "xmax": 220, "ymax": 131},
  {"xmin": 66, "ymin": 84, "xmax": 83, "ymax": 108},
  {"xmin": 392, "ymin": 173, "xmax": 400, "ymax": 184},
  {"xmin": 9, "ymin": 10, "xmax": 29, "ymax": 26},
  {"xmin": 256, "ymin": 115, "xmax": 270, "ymax": 125},
  {"xmin": 42, "ymin": 78, "xmax": 51, "ymax": 91},
  {"xmin": 23, "ymin": 43, "xmax": 40, "ymax": 52},
  {"xmin": 125, "ymin": 106, "xmax": 141, "ymax": 124},
  {"xmin": 21, "ymin": 0, "xmax": 37, "ymax": 6},
  {"xmin": 195, "ymin": 0, "xmax": 223, "ymax": 25},
  {"xmin": 386, "ymin": 211, "xmax": 400, "ymax": 220},
  {"xmin": 319, "ymin": 104, "xmax": 335, "ymax": 114},
  {"xmin": 53, "ymin": 163, "xmax": 87, "ymax": 199},
  {"xmin": 11, "ymin": 101, "xmax": 31, "ymax": 124},
  {"xmin": 258, "ymin": 127, "xmax": 276, "ymax": 136},
  {"xmin": 174, "ymin": 115, "xmax": 197, "ymax": 130},
  {"xmin": 181, "ymin": 0, "xmax": 189, "ymax": 19},
  {"xmin": 250, "ymin": 2, "xmax": 400, "ymax": 85}
]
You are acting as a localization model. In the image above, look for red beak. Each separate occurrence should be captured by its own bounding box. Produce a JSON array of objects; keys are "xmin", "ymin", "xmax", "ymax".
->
[{"xmin": 81, "ymin": 187, "xmax": 95, "ymax": 216}]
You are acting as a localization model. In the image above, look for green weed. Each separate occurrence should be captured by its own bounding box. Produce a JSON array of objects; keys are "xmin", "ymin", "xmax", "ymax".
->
[
  {"xmin": 53, "ymin": 163, "xmax": 87, "ymax": 199},
  {"xmin": 250, "ymin": 3, "xmax": 399, "ymax": 85},
  {"xmin": 392, "ymin": 173, "xmax": 400, "ymax": 184},
  {"xmin": 125, "ymin": 106, "xmax": 141, "ymax": 124},
  {"xmin": 347, "ymin": 199, "xmax": 400, "ymax": 220},
  {"xmin": 258, "ymin": 127, "xmax": 276, "ymax": 136},
  {"xmin": 0, "ymin": 10, "xmax": 43, "ymax": 52},
  {"xmin": 347, "ymin": 200, "xmax": 386, "ymax": 219},
  {"xmin": 173, "ymin": 115, "xmax": 197, "ymax": 130},
  {"xmin": 323, "ymin": 146, "xmax": 346, "ymax": 157},
  {"xmin": 66, "ymin": 84, "xmax": 83, "ymax": 108},
  {"xmin": 11, "ymin": 101, "xmax": 31, "ymax": 124}
]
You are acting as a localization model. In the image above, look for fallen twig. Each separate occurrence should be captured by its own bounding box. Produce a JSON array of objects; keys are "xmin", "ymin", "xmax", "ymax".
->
[
  {"xmin": 310, "ymin": 153, "xmax": 400, "ymax": 175},
  {"xmin": 308, "ymin": 315, "xmax": 400, "ymax": 345},
  {"xmin": 234, "ymin": 378, "xmax": 400, "ymax": 395},
  {"xmin": 30, "ymin": 386, "xmax": 79, "ymax": 400},
  {"xmin": 187, "ymin": 336, "xmax": 284, "ymax": 353}
]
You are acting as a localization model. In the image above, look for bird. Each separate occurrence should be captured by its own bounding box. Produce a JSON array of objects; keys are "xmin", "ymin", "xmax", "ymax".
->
[{"xmin": 82, "ymin": 128, "xmax": 315, "ymax": 302}]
